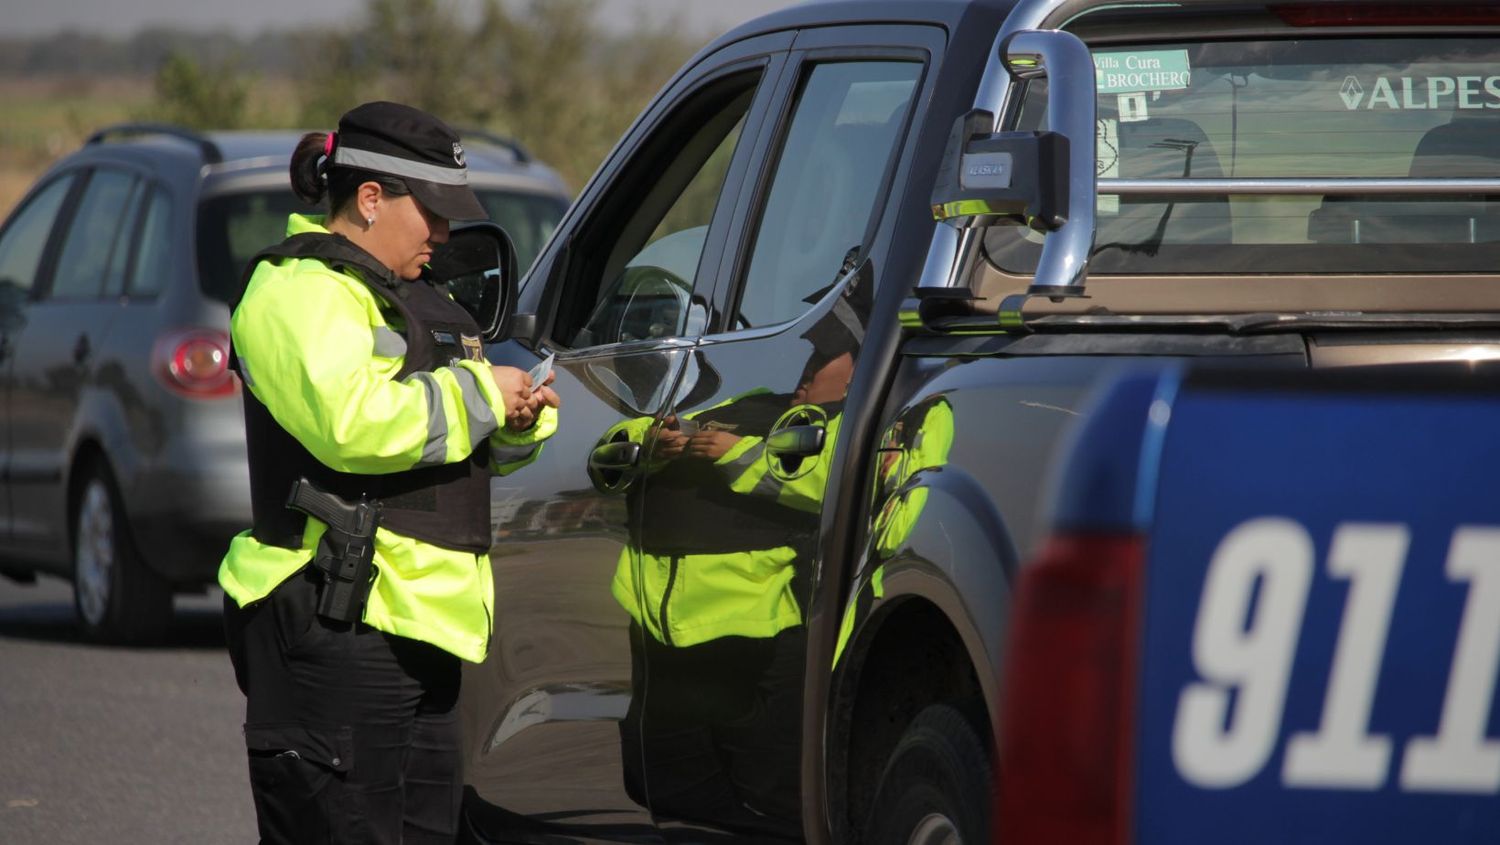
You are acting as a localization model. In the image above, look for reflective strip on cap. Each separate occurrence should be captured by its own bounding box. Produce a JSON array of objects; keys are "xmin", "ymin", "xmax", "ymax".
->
[{"xmin": 333, "ymin": 146, "xmax": 469, "ymax": 186}]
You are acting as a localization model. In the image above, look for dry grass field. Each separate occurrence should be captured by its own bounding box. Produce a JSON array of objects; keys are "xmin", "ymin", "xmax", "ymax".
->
[
  {"xmin": 0, "ymin": 77, "xmax": 155, "ymax": 217},
  {"xmin": 0, "ymin": 75, "xmax": 303, "ymax": 219}
]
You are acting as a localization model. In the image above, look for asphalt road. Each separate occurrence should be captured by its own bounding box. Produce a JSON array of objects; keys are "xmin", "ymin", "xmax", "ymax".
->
[{"xmin": 0, "ymin": 574, "xmax": 256, "ymax": 844}]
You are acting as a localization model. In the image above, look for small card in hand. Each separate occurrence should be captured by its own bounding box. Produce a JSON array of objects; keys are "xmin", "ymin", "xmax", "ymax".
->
[{"xmin": 527, "ymin": 353, "xmax": 555, "ymax": 387}]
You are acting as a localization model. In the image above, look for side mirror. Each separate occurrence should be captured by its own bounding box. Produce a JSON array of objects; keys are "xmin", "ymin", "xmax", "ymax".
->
[{"xmin": 427, "ymin": 222, "xmax": 519, "ymax": 342}]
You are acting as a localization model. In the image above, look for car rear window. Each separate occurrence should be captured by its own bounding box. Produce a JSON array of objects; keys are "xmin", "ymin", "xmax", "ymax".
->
[
  {"xmin": 476, "ymin": 191, "xmax": 566, "ymax": 276},
  {"xmin": 197, "ymin": 188, "xmax": 566, "ymax": 305},
  {"xmin": 987, "ymin": 37, "xmax": 1500, "ymax": 275},
  {"xmin": 196, "ymin": 190, "xmax": 318, "ymax": 305}
]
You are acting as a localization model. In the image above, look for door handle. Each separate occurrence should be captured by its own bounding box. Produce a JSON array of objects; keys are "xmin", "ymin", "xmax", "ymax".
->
[
  {"xmin": 766, "ymin": 424, "xmax": 826, "ymax": 459},
  {"xmin": 72, "ymin": 334, "xmax": 90, "ymax": 365},
  {"xmin": 588, "ymin": 440, "xmax": 641, "ymax": 472}
]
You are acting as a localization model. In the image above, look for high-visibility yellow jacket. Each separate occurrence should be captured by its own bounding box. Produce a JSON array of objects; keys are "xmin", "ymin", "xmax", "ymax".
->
[
  {"xmin": 833, "ymin": 399, "xmax": 954, "ymax": 666},
  {"xmin": 219, "ymin": 214, "xmax": 556, "ymax": 662},
  {"xmin": 608, "ymin": 396, "xmax": 838, "ymax": 647}
]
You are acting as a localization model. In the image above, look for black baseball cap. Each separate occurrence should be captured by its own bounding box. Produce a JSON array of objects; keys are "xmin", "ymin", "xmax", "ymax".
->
[{"xmin": 331, "ymin": 101, "xmax": 488, "ymax": 222}]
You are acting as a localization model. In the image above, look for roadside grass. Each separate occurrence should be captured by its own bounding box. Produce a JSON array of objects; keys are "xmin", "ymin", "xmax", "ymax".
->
[
  {"xmin": 0, "ymin": 77, "xmax": 152, "ymax": 216},
  {"xmin": 0, "ymin": 75, "xmax": 302, "ymax": 218}
]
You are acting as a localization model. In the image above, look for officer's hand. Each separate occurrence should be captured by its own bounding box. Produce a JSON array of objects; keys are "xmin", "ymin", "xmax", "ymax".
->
[
  {"xmin": 490, "ymin": 365, "xmax": 532, "ymax": 404},
  {"xmin": 532, "ymin": 371, "xmax": 561, "ymax": 411},
  {"xmin": 655, "ymin": 428, "xmax": 688, "ymax": 460},
  {"xmin": 490, "ymin": 365, "xmax": 537, "ymax": 431},
  {"xmin": 686, "ymin": 430, "xmax": 740, "ymax": 461}
]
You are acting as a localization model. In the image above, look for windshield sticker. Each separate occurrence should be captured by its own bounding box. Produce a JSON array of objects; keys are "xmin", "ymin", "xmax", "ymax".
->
[
  {"xmin": 1118, "ymin": 92, "xmax": 1149, "ymax": 122},
  {"xmin": 1097, "ymin": 118, "xmax": 1120, "ymax": 215},
  {"xmin": 1339, "ymin": 74, "xmax": 1500, "ymax": 110},
  {"xmin": 1094, "ymin": 50, "xmax": 1192, "ymax": 94}
]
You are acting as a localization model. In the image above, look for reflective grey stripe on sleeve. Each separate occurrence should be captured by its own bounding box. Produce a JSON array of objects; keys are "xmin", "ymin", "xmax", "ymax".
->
[
  {"xmin": 719, "ymin": 441, "xmax": 765, "ymax": 480},
  {"xmin": 492, "ymin": 443, "xmax": 540, "ymax": 465},
  {"xmin": 750, "ymin": 465, "xmax": 784, "ymax": 500},
  {"xmin": 238, "ymin": 358, "xmax": 255, "ymax": 389},
  {"xmin": 372, "ymin": 326, "xmax": 407, "ymax": 358},
  {"xmin": 448, "ymin": 365, "xmax": 499, "ymax": 449},
  {"xmin": 407, "ymin": 372, "xmax": 450, "ymax": 467}
]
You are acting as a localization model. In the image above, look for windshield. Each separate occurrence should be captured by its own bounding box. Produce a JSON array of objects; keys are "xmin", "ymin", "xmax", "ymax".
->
[
  {"xmin": 197, "ymin": 188, "xmax": 566, "ymax": 305},
  {"xmin": 987, "ymin": 37, "xmax": 1500, "ymax": 276}
]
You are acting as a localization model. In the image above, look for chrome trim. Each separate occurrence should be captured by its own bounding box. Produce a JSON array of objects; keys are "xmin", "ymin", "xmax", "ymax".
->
[
  {"xmin": 908, "ymin": 0, "xmax": 1085, "ymax": 297},
  {"xmin": 918, "ymin": 0, "xmax": 1110, "ymax": 298},
  {"xmin": 1102, "ymin": 178, "xmax": 1500, "ymax": 197},
  {"xmin": 908, "ymin": 223, "xmax": 965, "ymax": 315},
  {"xmin": 1004, "ymin": 30, "xmax": 1097, "ymax": 295},
  {"xmin": 485, "ymin": 682, "xmax": 631, "ymax": 753}
]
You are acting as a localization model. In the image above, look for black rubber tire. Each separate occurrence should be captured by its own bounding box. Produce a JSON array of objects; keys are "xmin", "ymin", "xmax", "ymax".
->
[
  {"xmin": 71, "ymin": 461, "xmax": 172, "ymax": 644},
  {"xmin": 862, "ymin": 703, "xmax": 992, "ymax": 845}
]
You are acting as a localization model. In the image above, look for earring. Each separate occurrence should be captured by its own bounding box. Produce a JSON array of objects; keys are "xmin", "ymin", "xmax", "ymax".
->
[{"xmin": 366, "ymin": 215, "xmax": 375, "ymax": 228}]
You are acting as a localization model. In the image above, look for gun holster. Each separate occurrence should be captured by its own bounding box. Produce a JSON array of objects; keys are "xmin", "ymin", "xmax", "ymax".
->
[{"xmin": 285, "ymin": 479, "xmax": 381, "ymax": 624}]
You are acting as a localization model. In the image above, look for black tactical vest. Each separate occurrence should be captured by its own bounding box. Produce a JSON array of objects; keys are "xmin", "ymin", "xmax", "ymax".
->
[{"xmin": 233, "ymin": 233, "xmax": 493, "ymax": 554}]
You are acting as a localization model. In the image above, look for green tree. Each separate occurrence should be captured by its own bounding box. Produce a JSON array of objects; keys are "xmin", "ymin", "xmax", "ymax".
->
[
  {"xmin": 148, "ymin": 52, "xmax": 252, "ymax": 128},
  {"xmin": 294, "ymin": 0, "xmax": 700, "ymax": 190}
]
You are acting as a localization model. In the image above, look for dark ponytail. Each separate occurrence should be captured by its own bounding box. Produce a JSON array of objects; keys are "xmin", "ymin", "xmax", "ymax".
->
[
  {"xmin": 290, "ymin": 131, "xmax": 330, "ymax": 205},
  {"xmin": 289, "ymin": 130, "xmax": 412, "ymax": 217}
]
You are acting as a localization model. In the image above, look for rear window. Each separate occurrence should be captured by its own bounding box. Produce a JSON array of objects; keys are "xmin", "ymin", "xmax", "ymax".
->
[
  {"xmin": 196, "ymin": 190, "xmax": 318, "ymax": 305},
  {"xmin": 987, "ymin": 38, "xmax": 1500, "ymax": 275},
  {"xmin": 476, "ymin": 191, "xmax": 566, "ymax": 276},
  {"xmin": 197, "ymin": 188, "xmax": 567, "ymax": 305}
]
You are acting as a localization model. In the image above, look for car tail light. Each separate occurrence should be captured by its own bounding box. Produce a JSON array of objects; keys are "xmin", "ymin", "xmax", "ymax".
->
[
  {"xmin": 995, "ymin": 533, "xmax": 1145, "ymax": 845},
  {"xmin": 1271, "ymin": 4, "xmax": 1500, "ymax": 26},
  {"xmin": 153, "ymin": 329, "xmax": 237, "ymax": 398}
]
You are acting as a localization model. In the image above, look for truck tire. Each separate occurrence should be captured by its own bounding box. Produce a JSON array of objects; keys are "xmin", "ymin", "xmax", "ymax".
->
[
  {"xmin": 72, "ymin": 462, "xmax": 172, "ymax": 643},
  {"xmin": 862, "ymin": 703, "xmax": 991, "ymax": 845}
]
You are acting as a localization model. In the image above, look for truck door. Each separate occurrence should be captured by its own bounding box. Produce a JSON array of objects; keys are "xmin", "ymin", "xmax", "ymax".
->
[
  {"xmin": 626, "ymin": 25, "xmax": 938, "ymax": 840},
  {"xmin": 461, "ymin": 34, "xmax": 793, "ymax": 842},
  {"xmin": 0, "ymin": 171, "xmax": 82, "ymax": 564}
]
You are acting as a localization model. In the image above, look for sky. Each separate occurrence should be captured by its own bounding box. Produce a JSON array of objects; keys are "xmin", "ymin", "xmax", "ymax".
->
[{"xmin": 1, "ymin": 0, "xmax": 804, "ymax": 38}]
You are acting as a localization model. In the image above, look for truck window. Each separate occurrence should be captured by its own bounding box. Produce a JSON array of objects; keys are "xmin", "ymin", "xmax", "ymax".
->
[
  {"xmin": 127, "ymin": 188, "xmax": 172, "ymax": 298},
  {"xmin": 49, "ymin": 168, "xmax": 141, "ymax": 301},
  {"xmin": 0, "ymin": 174, "xmax": 76, "ymax": 299},
  {"xmin": 735, "ymin": 61, "xmax": 920, "ymax": 329},
  {"xmin": 987, "ymin": 38, "xmax": 1500, "ymax": 275},
  {"xmin": 561, "ymin": 72, "xmax": 761, "ymax": 348}
]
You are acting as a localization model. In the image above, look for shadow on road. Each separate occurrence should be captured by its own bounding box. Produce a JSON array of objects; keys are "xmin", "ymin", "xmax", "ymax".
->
[{"xmin": 0, "ymin": 600, "xmax": 227, "ymax": 650}]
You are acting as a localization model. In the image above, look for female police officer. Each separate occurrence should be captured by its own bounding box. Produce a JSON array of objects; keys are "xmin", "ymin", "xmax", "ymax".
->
[{"xmin": 219, "ymin": 101, "xmax": 559, "ymax": 844}]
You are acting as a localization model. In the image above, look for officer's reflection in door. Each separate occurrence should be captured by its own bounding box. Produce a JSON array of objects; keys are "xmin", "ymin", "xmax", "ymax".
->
[{"xmin": 607, "ymin": 279, "xmax": 867, "ymax": 840}]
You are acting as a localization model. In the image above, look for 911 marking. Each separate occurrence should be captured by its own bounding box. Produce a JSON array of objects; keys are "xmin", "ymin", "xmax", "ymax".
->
[{"xmin": 1172, "ymin": 519, "xmax": 1500, "ymax": 793}]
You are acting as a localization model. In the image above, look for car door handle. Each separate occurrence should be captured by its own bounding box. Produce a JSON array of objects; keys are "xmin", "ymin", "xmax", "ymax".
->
[
  {"xmin": 588, "ymin": 441, "xmax": 641, "ymax": 472},
  {"xmin": 766, "ymin": 425, "xmax": 826, "ymax": 459},
  {"xmin": 72, "ymin": 334, "xmax": 90, "ymax": 364}
]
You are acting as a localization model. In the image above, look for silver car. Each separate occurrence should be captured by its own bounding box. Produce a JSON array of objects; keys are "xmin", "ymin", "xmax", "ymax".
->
[{"xmin": 0, "ymin": 125, "xmax": 569, "ymax": 642}]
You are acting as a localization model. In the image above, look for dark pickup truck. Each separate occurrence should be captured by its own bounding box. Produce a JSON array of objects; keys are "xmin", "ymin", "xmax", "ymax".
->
[{"xmin": 462, "ymin": 0, "xmax": 1500, "ymax": 842}]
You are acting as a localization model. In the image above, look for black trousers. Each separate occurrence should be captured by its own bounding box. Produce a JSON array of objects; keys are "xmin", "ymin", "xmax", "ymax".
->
[
  {"xmin": 224, "ymin": 567, "xmax": 464, "ymax": 845},
  {"xmin": 620, "ymin": 624, "xmax": 806, "ymax": 841}
]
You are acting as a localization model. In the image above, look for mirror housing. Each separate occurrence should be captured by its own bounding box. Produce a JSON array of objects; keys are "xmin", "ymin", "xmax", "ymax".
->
[
  {"xmin": 930, "ymin": 109, "xmax": 1070, "ymax": 232},
  {"xmin": 427, "ymin": 222, "xmax": 519, "ymax": 342}
]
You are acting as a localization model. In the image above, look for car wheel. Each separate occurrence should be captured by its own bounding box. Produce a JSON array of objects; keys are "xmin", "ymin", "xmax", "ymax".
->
[
  {"xmin": 862, "ymin": 703, "xmax": 992, "ymax": 845},
  {"xmin": 72, "ymin": 462, "xmax": 172, "ymax": 643}
]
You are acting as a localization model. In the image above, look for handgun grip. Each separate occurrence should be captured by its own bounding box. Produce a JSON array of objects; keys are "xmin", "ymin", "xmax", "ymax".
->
[{"xmin": 287, "ymin": 479, "xmax": 359, "ymax": 534}]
